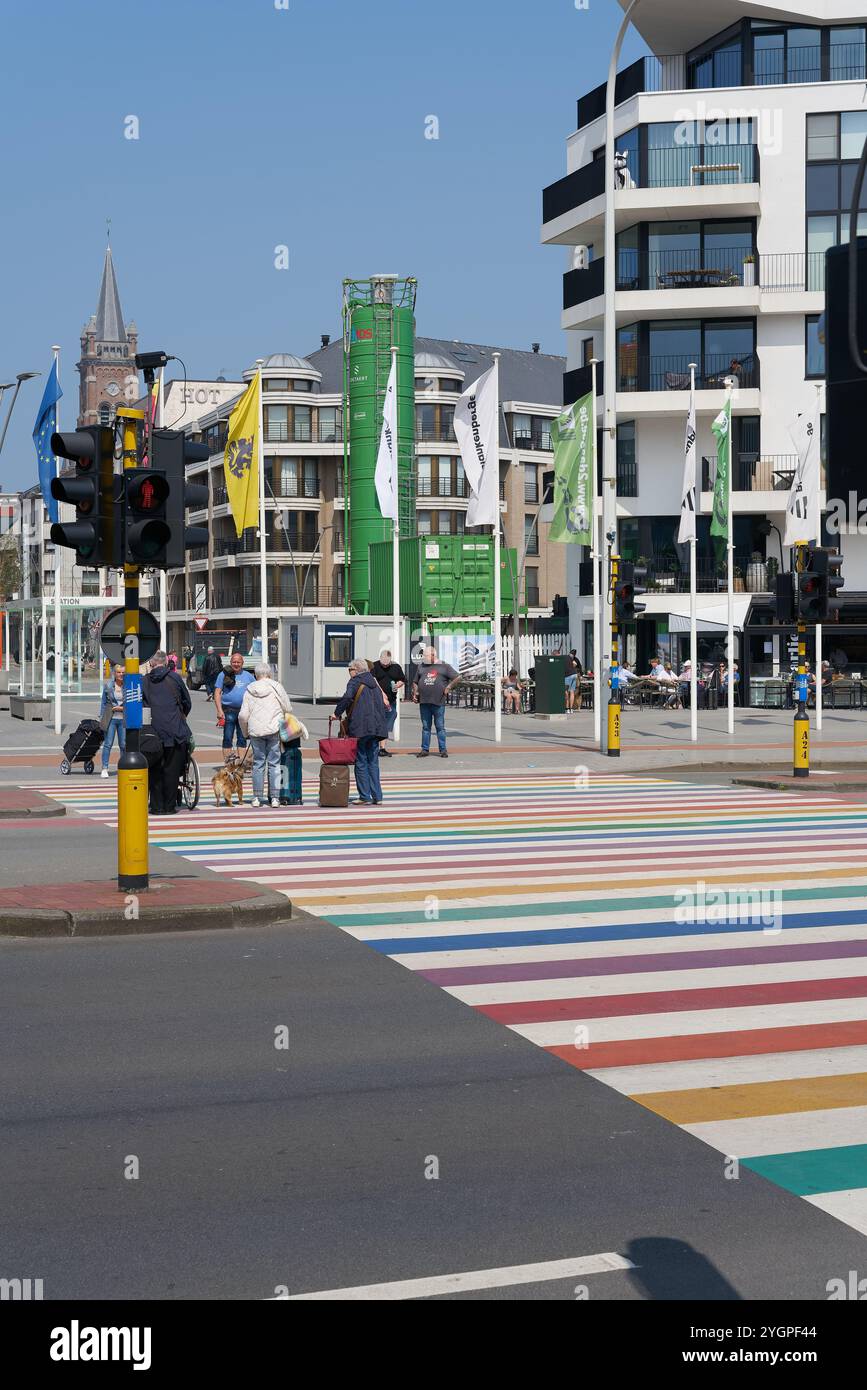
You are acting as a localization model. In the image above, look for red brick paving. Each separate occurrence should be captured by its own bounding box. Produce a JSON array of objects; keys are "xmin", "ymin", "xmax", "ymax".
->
[{"xmin": 0, "ymin": 878, "xmax": 270, "ymax": 909}]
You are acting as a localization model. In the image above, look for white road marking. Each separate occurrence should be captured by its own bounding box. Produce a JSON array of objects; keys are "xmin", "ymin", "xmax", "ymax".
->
[{"xmin": 274, "ymin": 1250, "xmax": 634, "ymax": 1301}]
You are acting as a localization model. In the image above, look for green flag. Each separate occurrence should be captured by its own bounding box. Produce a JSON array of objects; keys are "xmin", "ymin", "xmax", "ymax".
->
[
  {"xmin": 549, "ymin": 391, "xmax": 593, "ymax": 545},
  {"xmin": 710, "ymin": 397, "xmax": 731, "ymax": 561}
]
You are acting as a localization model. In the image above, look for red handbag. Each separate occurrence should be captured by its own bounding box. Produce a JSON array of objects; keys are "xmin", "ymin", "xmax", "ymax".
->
[{"xmin": 319, "ymin": 716, "xmax": 357, "ymax": 765}]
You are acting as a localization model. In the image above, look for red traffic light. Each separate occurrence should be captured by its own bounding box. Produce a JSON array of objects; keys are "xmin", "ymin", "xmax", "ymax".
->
[{"xmin": 126, "ymin": 470, "xmax": 170, "ymax": 514}]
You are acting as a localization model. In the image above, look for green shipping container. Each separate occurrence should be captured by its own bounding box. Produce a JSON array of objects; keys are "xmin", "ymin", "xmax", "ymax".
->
[{"xmin": 368, "ymin": 535, "xmax": 520, "ymax": 618}]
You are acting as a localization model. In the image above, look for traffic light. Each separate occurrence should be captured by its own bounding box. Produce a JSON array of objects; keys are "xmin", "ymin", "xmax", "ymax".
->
[
  {"xmin": 614, "ymin": 561, "xmax": 646, "ymax": 623},
  {"xmin": 49, "ymin": 426, "xmax": 114, "ymax": 566},
  {"xmin": 795, "ymin": 547, "xmax": 843, "ymax": 622},
  {"xmin": 774, "ymin": 570, "xmax": 794, "ymax": 623},
  {"xmin": 150, "ymin": 429, "xmax": 210, "ymax": 568},
  {"xmin": 124, "ymin": 468, "xmax": 171, "ymax": 566},
  {"xmin": 826, "ymin": 240, "xmax": 867, "ymax": 499}
]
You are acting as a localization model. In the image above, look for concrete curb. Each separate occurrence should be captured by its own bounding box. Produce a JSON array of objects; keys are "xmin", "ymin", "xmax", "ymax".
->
[{"xmin": 0, "ymin": 889, "xmax": 296, "ymax": 939}]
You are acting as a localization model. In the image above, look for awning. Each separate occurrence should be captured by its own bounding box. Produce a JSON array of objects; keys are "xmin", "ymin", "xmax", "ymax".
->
[{"xmin": 667, "ymin": 597, "xmax": 752, "ymax": 634}]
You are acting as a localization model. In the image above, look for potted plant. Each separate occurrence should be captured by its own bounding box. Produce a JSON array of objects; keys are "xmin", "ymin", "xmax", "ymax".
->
[
  {"xmin": 766, "ymin": 555, "xmax": 779, "ymax": 586},
  {"xmin": 743, "ymin": 253, "xmax": 756, "ymax": 287},
  {"xmin": 733, "ymin": 565, "xmax": 745, "ymax": 592}
]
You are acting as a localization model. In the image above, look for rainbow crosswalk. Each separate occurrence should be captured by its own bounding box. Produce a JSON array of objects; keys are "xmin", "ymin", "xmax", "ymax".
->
[{"xmin": 35, "ymin": 770, "xmax": 867, "ymax": 1237}]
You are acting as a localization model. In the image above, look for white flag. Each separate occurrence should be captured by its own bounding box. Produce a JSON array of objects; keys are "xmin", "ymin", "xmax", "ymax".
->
[
  {"xmin": 374, "ymin": 354, "xmax": 398, "ymax": 520},
  {"xmin": 785, "ymin": 397, "xmax": 821, "ymax": 546},
  {"xmin": 454, "ymin": 360, "xmax": 499, "ymax": 527},
  {"xmin": 678, "ymin": 381, "xmax": 697, "ymax": 543}
]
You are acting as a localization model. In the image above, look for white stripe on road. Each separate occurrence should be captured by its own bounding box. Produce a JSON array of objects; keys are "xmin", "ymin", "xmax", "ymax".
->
[
  {"xmin": 685, "ymin": 1104, "xmax": 867, "ymax": 1159},
  {"xmin": 805, "ymin": 1189, "xmax": 867, "ymax": 1237},
  {"xmin": 274, "ymin": 1250, "xmax": 634, "ymax": 1301}
]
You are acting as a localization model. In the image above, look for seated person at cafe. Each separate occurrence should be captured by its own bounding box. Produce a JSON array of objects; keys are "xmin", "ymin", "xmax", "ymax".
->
[{"xmin": 503, "ymin": 668, "xmax": 523, "ymax": 713}]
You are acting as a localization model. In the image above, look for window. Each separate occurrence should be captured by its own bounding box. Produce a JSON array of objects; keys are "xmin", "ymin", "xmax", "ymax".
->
[
  {"xmin": 807, "ymin": 113, "xmax": 838, "ymax": 161},
  {"xmin": 264, "ymin": 378, "xmax": 290, "ymax": 391},
  {"xmin": 417, "ymin": 456, "xmax": 432, "ymax": 497},
  {"xmin": 582, "ymin": 338, "xmax": 594, "ymax": 366},
  {"xmin": 416, "ymin": 402, "xmax": 436, "ymax": 438},
  {"xmin": 318, "ymin": 406, "xmax": 339, "ymax": 441},
  {"xmin": 440, "ymin": 378, "xmax": 462, "ymax": 393},
  {"xmin": 292, "ymin": 378, "xmax": 312, "ymax": 392},
  {"xmin": 278, "ymin": 458, "xmax": 298, "ymax": 496},
  {"xmin": 324, "ymin": 625, "xmax": 353, "ymax": 666},
  {"xmin": 512, "ymin": 413, "xmax": 531, "ymax": 446},
  {"xmin": 842, "ymin": 110, "xmax": 867, "ymax": 161},
  {"xmin": 616, "ymin": 422, "xmax": 637, "ymax": 496},
  {"xmin": 525, "ymin": 566, "xmax": 540, "ymax": 607},
  {"xmin": 418, "ymin": 510, "xmax": 432, "ymax": 535},
  {"xmin": 832, "ymin": 27, "xmax": 867, "ymax": 82},
  {"xmin": 524, "ymin": 514, "xmax": 539, "ymax": 556},
  {"xmin": 264, "ymin": 404, "xmax": 288, "ymax": 442},
  {"xmin": 524, "ymin": 464, "xmax": 538, "ymax": 503},
  {"xmin": 806, "ymin": 163, "xmax": 838, "ymax": 211},
  {"xmin": 806, "ymin": 315, "xmax": 825, "ymax": 378},
  {"xmin": 293, "ymin": 405, "xmax": 311, "ymax": 442}
]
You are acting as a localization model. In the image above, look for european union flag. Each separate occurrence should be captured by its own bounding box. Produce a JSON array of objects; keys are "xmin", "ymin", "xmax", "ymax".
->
[{"xmin": 33, "ymin": 360, "xmax": 63, "ymax": 525}]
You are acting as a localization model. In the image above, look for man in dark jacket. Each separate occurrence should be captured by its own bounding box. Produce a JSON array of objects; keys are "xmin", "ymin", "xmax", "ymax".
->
[
  {"xmin": 371, "ymin": 649, "xmax": 406, "ymax": 758},
  {"xmin": 201, "ymin": 647, "xmax": 223, "ymax": 701},
  {"xmin": 334, "ymin": 660, "xmax": 389, "ymax": 804},
  {"xmin": 142, "ymin": 651, "xmax": 193, "ymax": 815}
]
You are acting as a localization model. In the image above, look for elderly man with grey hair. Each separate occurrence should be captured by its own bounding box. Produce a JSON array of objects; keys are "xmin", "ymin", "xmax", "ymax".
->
[
  {"xmin": 238, "ymin": 662, "xmax": 293, "ymax": 807},
  {"xmin": 411, "ymin": 645, "xmax": 459, "ymax": 758}
]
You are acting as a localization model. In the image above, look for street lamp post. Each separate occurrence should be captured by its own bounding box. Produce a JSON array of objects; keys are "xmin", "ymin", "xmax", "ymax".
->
[
  {"xmin": 0, "ymin": 371, "xmax": 40, "ymax": 459},
  {"xmin": 601, "ymin": 0, "xmax": 643, "ymax": 752},
  {"xmin": 300, "ymin": 524, "xmax": 333, "ymax": 615}
]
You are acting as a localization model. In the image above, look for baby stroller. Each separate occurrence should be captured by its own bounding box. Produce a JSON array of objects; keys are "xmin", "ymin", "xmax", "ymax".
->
[{"xmin": 59, "ymin": 719, "xmax": 104, "ymax": 776}]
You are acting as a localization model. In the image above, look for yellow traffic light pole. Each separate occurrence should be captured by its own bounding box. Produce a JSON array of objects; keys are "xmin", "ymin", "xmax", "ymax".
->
[
  {"xmin": 608, "ymin": 552, "xmax": 621, "ymax": 758},
  {"xmin": 793, "ymin": 541, "xmax": 810, "ymax": 778},
  {"xmin": 116, "ymin": 407, "xmax": 149, "ymax": 891}
]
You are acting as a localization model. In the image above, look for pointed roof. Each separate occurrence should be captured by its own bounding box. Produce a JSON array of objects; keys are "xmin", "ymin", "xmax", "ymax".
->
[{"xmin": 94, "ymin": 245, "xmax": 126, "ymax": 344}]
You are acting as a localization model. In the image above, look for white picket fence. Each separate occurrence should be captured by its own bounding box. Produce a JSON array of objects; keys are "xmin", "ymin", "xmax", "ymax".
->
[{"xmin": 501, "ymin": 633, "xmax": 571, "ymax": 673}]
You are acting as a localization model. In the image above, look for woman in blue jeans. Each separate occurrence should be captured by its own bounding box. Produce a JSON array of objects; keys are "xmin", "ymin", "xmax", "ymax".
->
[
  {"xmin": 100, "ymin": 664, "xmax": 126, "ymax": 777},
  {"xmin": 334, "ymin": 659, "xmax": 389, "ymax": 804}
]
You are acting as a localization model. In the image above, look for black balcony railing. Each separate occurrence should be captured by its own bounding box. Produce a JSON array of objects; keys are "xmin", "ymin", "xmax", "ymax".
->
[
  {"xmin": 563, "ymin": 257, "xmax": 604, "ymax": 308},
  {"xmin": 188, "ymin": 544, "xmax": 208, "ymax": 562},
  {"xmin": 616, "ymin": 459, "xmax": 638, "ymax": 497},
  {"xmin": 563, "ymin": 362, "xmax": 603, "ymax": 406},
  {"xmin": 542, "ymin": 160, "xmax": 605, "ymax": 224},
  {"xmin": 616, "ymin": 246, "xmax": 754, "ymax": 291},
  {"xmin": 618, "ymin": 353, "xmax": 759, "ymax": 392},
  {"xmin": 701, "ymin": 453, "xmax": 813, "ymax": 492},
  {"xmin": 273, "ymin": 478, "xmax": 320, "ymax": 499},
  {"xmin": 577, "ymin": 43, "xmax": 866, "ymax": 131},
  {"xmin": 212, "ymin": 486, "xmax": 228, "ymax": 506},
  {"xmin": 639, "ymin": 553, "xmax": 752, "ymax": 594},
  {"xmin": 416, "ymin": 427, "xmax": 457, "ymax": 443},
  {"xmin": 514, "ymin": 431, "xmax": 553, "ymax": 452},
  {"xmin": 417, "ymin": 478, "xmax": 468, "ymax": 498}
]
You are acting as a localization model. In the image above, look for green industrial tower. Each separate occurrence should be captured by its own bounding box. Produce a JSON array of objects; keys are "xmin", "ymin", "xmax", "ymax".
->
[{"xmin": 342, "ymin": 275, "xmax": 417, "ymax": 614}]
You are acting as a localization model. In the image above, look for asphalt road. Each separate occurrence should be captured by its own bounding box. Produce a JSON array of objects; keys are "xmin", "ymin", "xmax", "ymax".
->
[{"xmin": 2, "ymin": 916, "xmax": 866, "ymax": 1301}]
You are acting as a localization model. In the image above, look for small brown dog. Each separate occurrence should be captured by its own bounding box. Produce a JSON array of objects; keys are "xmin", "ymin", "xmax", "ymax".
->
[{"xmin": 212, "ymin": 748, "xmax": 250, "ymax": 806}]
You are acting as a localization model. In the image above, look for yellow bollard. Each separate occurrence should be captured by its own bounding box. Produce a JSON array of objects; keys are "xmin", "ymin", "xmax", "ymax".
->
[
  {"xmin": 117, "ymin": 752, "xmax": 149, "ymax": 891},
  {"xmin": 793, "ymin": 714, "xmax": 810, "ymax": 778},
  {"xmin": 607, "ymin": 698, "xmax": 621, "ymax": 758}
]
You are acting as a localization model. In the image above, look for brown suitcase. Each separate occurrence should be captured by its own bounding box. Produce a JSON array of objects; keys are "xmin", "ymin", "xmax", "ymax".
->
[{"xmin": 319, "ymin": 763, "xmax": 350, "ymax": 807}]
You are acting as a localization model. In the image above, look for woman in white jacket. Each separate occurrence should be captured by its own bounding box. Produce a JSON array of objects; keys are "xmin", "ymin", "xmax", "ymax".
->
[{"xmin": 238, "ymin": 663, "xmax": 296, "ymax": 807}]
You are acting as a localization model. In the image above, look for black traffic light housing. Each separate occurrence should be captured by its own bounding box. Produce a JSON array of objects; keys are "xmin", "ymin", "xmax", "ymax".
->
[
  {"xmin": 826, "ymin": 240, "xmax": 867, "ymax": 500},
  {"xmin": 774, "ymin": 570, "xmax": 794, "ymax": 623},
  {"xmin": 614, "ymin": 560, "xmax": 647, "ymax": 624},
  {"xmin": 150, "ymin": 428, "xmax": 210, "ymax": 568},
  {"xmin": 808, "ymin": 546, "xmax": 844, "ymax": 622},
  {"xmin": 124, "ymin": 469, "xmax": 171, "ymax": 565},
  {"xmin": 49, "ymin": 426, "xmax": 115, "ymax": 567}
]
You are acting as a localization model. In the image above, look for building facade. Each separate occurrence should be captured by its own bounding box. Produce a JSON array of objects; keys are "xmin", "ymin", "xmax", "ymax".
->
[
  {"xmin": 165, "ymin": 340, "xmax": 567, "ymax": 651},
  {"xmin": 543, "ymin": 0, "xmax": 867, "ymax": 690}
]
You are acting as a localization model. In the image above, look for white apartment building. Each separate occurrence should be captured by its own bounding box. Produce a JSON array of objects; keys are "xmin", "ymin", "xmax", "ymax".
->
[{"xmin": 543, "ymin": 0, "xmax": 867, "ymax": 696}]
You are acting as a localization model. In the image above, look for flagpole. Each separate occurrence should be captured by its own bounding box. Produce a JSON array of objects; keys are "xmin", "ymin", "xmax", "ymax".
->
[
  {"xmin": 493, "ymin": 353, "xmax": 502, "ymax": 745},
  {"xmin": 814, "ymin": 380, "xmax": 825, "ymax": 733},
  {"xmin": 40, "ymin": 495, "xmax": 47, "ymax": 698},
  {"xmin": 391, "ymin": 345, "xmax": 401, "ymax": 743},
  {"xmin": 689, "ymin": 362, "xmax": 698, "ymax": 742},
  {"xmin": 52, "ymin": 345, "xmax": 62, "ymax": 736},
  {"xmin": 255, "ymin": 363, "xmax": 268, "ymax": 661},
  {"xmin": 590, "ymin": 357, "xmax": 601, "ymax": 745},
  {"xmin": 157, "ymin": 367, "xmax": 168, "ymax": 650},
  {"xmin": 726, "ymin": 379, "xmax": 734, "ymax": 736}
]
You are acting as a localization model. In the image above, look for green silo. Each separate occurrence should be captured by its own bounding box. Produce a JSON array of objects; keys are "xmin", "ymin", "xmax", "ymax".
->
[{"xmin": 343, "ymin": 276, "xmax": 417, "ymax": 613}]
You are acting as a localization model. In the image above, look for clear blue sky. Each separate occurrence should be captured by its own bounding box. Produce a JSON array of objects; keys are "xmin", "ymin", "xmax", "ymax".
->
[{"xmin": 0, "ymin": 0, "xmax": 646, "ymax": 490}]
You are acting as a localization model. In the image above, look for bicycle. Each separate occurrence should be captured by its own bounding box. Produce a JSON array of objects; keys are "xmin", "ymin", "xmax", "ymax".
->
[{"xmin": 178, "ymin": 743, "xmax": 200, "ymax": 811}]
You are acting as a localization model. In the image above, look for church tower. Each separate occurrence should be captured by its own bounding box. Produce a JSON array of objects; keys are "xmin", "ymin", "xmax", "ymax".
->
[{"xmin": 77, "ymin": 240, "xmax": 139, "ymax": 427}]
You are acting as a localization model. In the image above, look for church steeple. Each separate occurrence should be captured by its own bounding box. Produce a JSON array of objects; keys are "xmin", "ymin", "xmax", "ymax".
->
[
  {"xmin": 94, "ymin": 245, "xmax": 126, "ymax": 345},
  {"xmin": 77, "ymin": 238, "xmax": 139, "ymax": 427}
]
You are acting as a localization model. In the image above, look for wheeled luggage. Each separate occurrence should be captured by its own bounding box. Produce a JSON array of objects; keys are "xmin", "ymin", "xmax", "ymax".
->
[
  {"xmin": 59, "ymin": 719, "xmax": 104, "ymax": 775},
  {"xmin": 319, "ymin": 763, "xmax": 350, "ymax": 808},
  {"xmin": 279, "ymin": 741, "xmax": 303, "ymax": 805}
]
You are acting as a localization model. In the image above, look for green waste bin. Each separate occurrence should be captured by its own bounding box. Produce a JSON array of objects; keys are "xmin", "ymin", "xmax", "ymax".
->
[{"xmin": 533, "ymin": 656, "xmax": 566, "ymax": 716}]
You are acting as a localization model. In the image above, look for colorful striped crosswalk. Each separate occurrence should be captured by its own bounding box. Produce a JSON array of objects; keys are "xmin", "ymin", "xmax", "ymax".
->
[{"xmin": 35, "ymin": 770, "xmax": 867, "ymax": 1236}]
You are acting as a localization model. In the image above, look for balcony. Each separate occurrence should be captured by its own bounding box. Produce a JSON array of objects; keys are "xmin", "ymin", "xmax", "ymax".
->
[
  {"xmin": 638, "ymin": 144, "xmax": 759, "ymax": 191},
  {"xmin": 701, "ymin": 454, "xmax": 817, "ymax": 494},
  {"xmin": 273, "ymin": 478, "xmax": 320, "ymax": 500},
  {"xmin": 416, "ymin": 426, "xmax": 457, "ymax": 444},
  {"xmin": 417, "ymin": 478, "xmax": 468, "ymax": 498},
  {"xmin": 640, "ymin": 553, "xmax": 754, "ymax": 595},
  {"xmin": 513, "ymin": 431, "xmax": 552, "ymax": 453},
  {"xmin": 543, "ymin": 161, "xmax": 604, "ymax": 226},
  {"xmin": 577, "ymin": 42, "xmax": 867, "ymax": 130},
  {"xmin": 619, "ymin": 353, "xmax": 759, "ymax": 393},
  {"xmin": 563, "ymin": 362, "xmax": 603, "ymax": 406}
]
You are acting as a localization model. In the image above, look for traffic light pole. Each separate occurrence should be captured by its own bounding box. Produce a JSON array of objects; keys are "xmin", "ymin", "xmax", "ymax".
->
[
  {"xmin": 116, "ymin": 407, "xmax": 149, "ymax": 892},
  {"xmin": 794, "ymin": 541, "xmax": 810, "ymax": 779},
  {"xmin": 608, "ymin": 552, "xmax": 621, "ymax": 758}
]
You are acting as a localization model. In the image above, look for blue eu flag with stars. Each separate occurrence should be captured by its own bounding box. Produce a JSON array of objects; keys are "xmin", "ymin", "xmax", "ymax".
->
[{"xmin": 33, "ymin": 360, "xmax": 62, "ymax": 525}]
